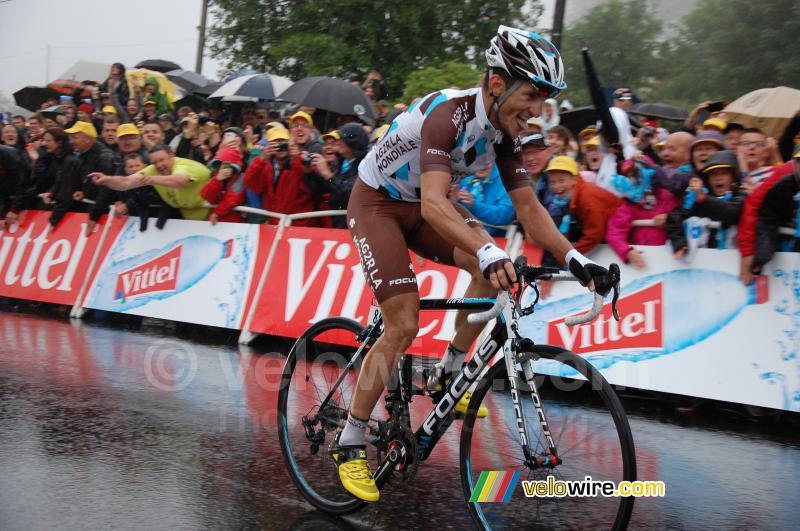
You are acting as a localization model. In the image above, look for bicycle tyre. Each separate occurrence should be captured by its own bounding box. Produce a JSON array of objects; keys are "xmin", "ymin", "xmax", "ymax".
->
[
  {"xmin": 460, "ymin": 345, "xmax": 636, "ymax": 530},
  {"xmin": 278, "ymin": 317, "xmax": 369, "ymax": 516}
]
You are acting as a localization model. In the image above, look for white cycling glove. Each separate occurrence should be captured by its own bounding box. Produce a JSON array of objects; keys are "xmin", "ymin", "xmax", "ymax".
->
[{"xmin": 477, "ymin": 243, "xmax": 511, "ymax": 280}]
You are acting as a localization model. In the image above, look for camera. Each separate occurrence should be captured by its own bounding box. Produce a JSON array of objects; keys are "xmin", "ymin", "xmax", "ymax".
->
[
  {"xmin": 643, "ymin": 126, "xmax": 655, "ymax": 138},
  {"xmin": 301, "ymin": 152, "xmax": 312, "ymax": 165},
  {"xmin": 276, "ymin": 141, "xmax": 289, "ymax": 152}
]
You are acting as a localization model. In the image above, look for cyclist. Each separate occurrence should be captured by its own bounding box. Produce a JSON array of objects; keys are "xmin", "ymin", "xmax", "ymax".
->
[{"xmin": 333, "ymin": 25, "xmax": 615, "ymax": 503}]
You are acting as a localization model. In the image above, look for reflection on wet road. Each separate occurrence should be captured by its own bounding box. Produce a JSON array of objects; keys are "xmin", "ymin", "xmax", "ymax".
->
[{"xmin": 0, "ymin": 311, "xmax": 798, "ymax": 530}]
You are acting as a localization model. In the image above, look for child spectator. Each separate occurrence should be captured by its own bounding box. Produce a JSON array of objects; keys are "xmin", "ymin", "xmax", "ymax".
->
[
  {"xmin": 451, "ymin": 162, "xmax": 514, "ymax": 237},
  {"xmin": 201, "ymin": 146, "xmax": 246, "ymax": 224},
  {"xmin": 665, "ymin": 151, "xmax": 745, "ymax": 261},
  {"xmin": 547, "ymin": 156, "xmax": 621, "ymax": 255},
  {"xmin": 546, "ymin": 125, "xmax": 576, "ymax": 158},
  {"xmin": 606, "ymin": 159, "xmax": 679, "ymax": 268}
]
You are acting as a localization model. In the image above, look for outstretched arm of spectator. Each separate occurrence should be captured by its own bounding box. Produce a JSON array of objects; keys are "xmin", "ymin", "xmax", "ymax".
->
[{"xmin": 89, "ymin": 172, "xmax": 148, "ymax": 191}]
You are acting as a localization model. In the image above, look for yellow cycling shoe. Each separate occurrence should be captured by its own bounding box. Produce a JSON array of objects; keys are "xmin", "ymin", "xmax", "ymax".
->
[
  {"xmin": 455, "ymin": 390, "xmax": 489, "ymax": 418},
  {"xmin": 330, "ymin": 434, "xmax": 380, "ymax": 503}
]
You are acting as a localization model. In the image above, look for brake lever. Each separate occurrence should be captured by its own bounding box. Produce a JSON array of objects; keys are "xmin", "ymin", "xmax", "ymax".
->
[{"xmin": 609, "ymin": 263, "xmax": 620, "ymax": 322}]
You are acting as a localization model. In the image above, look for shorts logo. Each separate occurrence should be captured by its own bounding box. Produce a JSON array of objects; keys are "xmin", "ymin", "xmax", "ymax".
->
[{"xmin": 349, "ymin": 218, "xmax": 356, "ymax": 228}]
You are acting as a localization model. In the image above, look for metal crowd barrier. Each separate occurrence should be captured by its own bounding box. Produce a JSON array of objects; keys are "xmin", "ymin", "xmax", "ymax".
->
[{"xmin": 631, "ymin": 218, "xmax": 795, "ymax": 235}]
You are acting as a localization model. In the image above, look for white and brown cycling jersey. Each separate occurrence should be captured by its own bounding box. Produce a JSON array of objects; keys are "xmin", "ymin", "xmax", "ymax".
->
[{"xmin": 358, "ymin": 86, "xmax": 530, "ymax": 201}]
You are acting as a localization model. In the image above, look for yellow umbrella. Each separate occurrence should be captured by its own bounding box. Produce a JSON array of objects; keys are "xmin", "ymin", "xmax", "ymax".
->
[
  {"xmin": 723, "ymin": 86, "xmax": 800, "ymax": 138},
  {"xmin": 125, "ymin": 68, "xmax": 184, "ymax": 105}
]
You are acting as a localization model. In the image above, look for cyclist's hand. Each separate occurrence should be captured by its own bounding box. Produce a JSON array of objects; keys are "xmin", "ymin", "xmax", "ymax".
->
[
  {"xmin": 477, "ymin": 243, "xmax": 516, "ymax": 290},
  {"xmin": 566, "ymin": 249, "xmax": 614, "ymax": 296}
]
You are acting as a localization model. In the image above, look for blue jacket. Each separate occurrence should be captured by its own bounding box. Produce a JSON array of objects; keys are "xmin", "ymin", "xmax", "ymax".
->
[{"xmin": 458, "ymin": 164, "xmax": 515, "ymax": 236}]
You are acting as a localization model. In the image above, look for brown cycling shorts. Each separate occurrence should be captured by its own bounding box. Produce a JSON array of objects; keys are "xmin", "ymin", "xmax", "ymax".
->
[{"xmin": 347, "ymin": 178, "xmax": 484, "ymax": 303}]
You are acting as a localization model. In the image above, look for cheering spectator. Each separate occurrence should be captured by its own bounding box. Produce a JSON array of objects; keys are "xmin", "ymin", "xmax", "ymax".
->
[
  {"xmin": 546, "ymin": 156, "xmax": 620, "ymax": 254},
  {"xmin": 656, "ymin": 131, "xmax": 693, "ymax": 181},
  {"xmin": 1, "ymin": 124, "xmax": 32, "ymax": 177},
  {"xmin": 117, "ymin": 152, "xmax": 179, "ymax": 231},
  {"xmin": 748, "ymin": 149, "xmax": 800, "ymax": 276},
  {"xmin": 451, "ymin": 161, "xmax": 514, "ymax": 236},
  {"xmin": 0, "ymin": 144, "xmax": 23, "ymax": 231},
  {"xmin": 546, "ymin": 125, "xmax": 575, "ymax": 158},
  {"xmin": 738, "ymin": 156, "xmax": 798, "ymax": 284},
  {"xmin": 289, "ymin": 111, "xmax": 322, "ymax": 155},
  {"xmin": 362, "ymin": 70, "xmax": 388, "ymax": 101},
  {"xmin": 201, "ymin": 146, "xmax": 246, "ymax": 224},
  {"xmin": 140, "ymin": 77, "xmax": 170, "ymax": 115},
  {"xmin": 580, "ymin": 135, "xmax": 605, "ymax": 180},
  {"xmin": 14, "ymin": 127, "xmax": 81, "ymax": 227},
  {"xmin": 309, "ymin": 123, "xmax": 369, "ymax": 228},
  {"xmin": 12, "ymin": 115, "xmax": 26, "ymax": 129},
  {"xmin": 737, "ymin": 128, "xmax": 779, "ymax": 189},
  {"xmin": 101, "ymin": 115, "xmax": 120, "ymax": 152},
  {"xmin": 90, "ymin": 144, "xmax": 211, "ymax": 221},
  {"xmin": 665, "ymin": 151, "xmax": 745, "ymax": 261},
  {"xmin": 244, "ymin": 127, "xmax": 318, "ymax": 226},
  {"xmin": 520, "ymin": 132, "xmax": 558, "ymax": 215},
  {"xmin": 126, "ymin": 99, "xmax": 142, "ymax": 123},
  {"xmin": 64, "ymin": 121, "xmax": 117, "ymax": 234},
  {"xmin": 724, "ymin": 122, "xmax": 745, "ymax": 152},
  {"xmin": 141, "ymin": 122, "xmax": 166, "ymax": 150},
  {"xmin": 606, "ymin": 159, "xmax": 679, "ymax": 268},
  {"xmin": 142, "ymin": 100, "xmax": 158, "ymax": 123},
  {"xmin": 660, "ymin": 131, "xmax": 723, "ymax": 197},
  {"xmin": 116, "ymin": 123, "xmax": 149, "ymax": 163}
]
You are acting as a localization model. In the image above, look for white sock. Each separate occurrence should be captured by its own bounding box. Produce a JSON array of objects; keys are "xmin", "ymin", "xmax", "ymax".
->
[
  {"xmin": 339, "ymin": 413, "xmax": 369, "ymax": 446},
  {"xmin": 441, "ymin": 344, "xmax": 467, "ymax": 375}
]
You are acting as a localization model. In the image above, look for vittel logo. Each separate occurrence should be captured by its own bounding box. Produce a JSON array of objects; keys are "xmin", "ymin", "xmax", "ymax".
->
[
  {"xmin": 548, "ymin": 282, "xmax": 663, "ymax": 354},
  {"xmin": 114, "ymin": 245, "xmax": 180, "ymax": 300}
]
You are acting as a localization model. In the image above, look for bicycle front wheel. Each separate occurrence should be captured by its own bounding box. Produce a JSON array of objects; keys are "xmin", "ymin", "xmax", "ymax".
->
[
  {"xmin": 460, "ymin": 345, "xmax": 636, "ymax": 530},
  {"xmin": 277, "ymin": 317, "xmax": 369, "ymax": 516}
]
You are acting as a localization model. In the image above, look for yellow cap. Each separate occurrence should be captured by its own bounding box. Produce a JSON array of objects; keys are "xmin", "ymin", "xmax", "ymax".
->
[
  {"xmin": 545, "ymin": 155, "xmax": 579, "ymax": 176},
  {"xmin": 117, "ymin": 123, "xmax": 140, "ymax": 138},
  {"xmin": 289, "ymin": 111, "xmax": 313, "ymax": 125},
  {"xmin": 322, "ymin": 130, "xmax": 340, "ymax": 141},
  {"xmin": 64, "ymin": 121, "xmax": 98, "ymax": 138},
  {"xmin": 584, "ymin": 135, "xmax": 601, "ymax": 148},
  {"xmin": 144, "ymin": 99, "xmax": 157, "ymax": 106},
  {"xmin": 579, "ymin": 126, "xmax": 598, "ymax": 139},
  {"xmin": 702, "ymin": 117, "xmax": 727, "ymax": 132},
  {"xmin": 102, "ymin": 105, "xmax": 117, "ymax": 114},
  {"xmin": 266, "ymin": 127, "xmax": 289, "ymax": 142}
]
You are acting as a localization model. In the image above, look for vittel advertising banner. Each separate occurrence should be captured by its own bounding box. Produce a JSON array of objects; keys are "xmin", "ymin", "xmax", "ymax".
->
[
  {"xmin": 248, "ymin": 226, "xmax": 524, "ymax": 356},
  {"xmin": 0, "ymin": 210, "xmax": 124, "ymax": 305},
  {"xmin": 83, "ymin": 218, "xmax": 264, "ymax": 329},
  {"xmin": 520, "ymin": 245, "xmax": 799, "ymax": 412}
]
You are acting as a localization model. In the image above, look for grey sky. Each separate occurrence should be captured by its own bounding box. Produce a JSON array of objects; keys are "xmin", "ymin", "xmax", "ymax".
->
[{"xmin": 0, "ymin": 0, "xmax": 223, "ymax": 98}]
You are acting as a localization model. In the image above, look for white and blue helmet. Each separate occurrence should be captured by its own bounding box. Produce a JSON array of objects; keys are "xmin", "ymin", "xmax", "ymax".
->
[{"xmin": 486, "ymin": 25, "xmax": 567, "ymax": 97}]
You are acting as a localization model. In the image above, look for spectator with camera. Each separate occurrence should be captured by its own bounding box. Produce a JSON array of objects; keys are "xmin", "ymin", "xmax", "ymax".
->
[
  {"xmin": 201, "ymin": 146, "xmax": 246, "ymax": 224},
  {"xmin": 309, "ymin": 123, "xmax": 371, "ymax": 228},
  {"xmin": 244, "ymin": 126, "xmax": 319, "ymax": 226}
]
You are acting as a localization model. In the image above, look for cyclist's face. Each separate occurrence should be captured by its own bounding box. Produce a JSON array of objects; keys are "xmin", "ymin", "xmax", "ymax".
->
[{"xmin": 496, "ymin": 81, "xmax": 544, "ymax": 138}]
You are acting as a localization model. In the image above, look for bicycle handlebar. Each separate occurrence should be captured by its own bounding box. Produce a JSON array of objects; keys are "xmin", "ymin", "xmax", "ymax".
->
[
  {"xmin": 467, "ymin": 292, "xmax": 509, "ymax": 324},
  {"xmin": 564, "ymin": 292, "xmax": 605, "ymax": 325}
]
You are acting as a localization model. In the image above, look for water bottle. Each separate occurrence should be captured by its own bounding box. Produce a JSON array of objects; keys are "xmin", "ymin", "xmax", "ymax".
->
[
  {"xmin": 518, "ymin": 269, "xmax": 766, "ymax": 374},
  {"xmin": 86, "ymin": 235, "xmax": 234, "ymax": 312}
]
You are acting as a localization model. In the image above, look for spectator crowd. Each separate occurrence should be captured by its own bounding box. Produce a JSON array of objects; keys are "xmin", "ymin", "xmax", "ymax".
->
[{"xmin": 2, "ymin": 64, "xmax": 799, "ymax": 287}]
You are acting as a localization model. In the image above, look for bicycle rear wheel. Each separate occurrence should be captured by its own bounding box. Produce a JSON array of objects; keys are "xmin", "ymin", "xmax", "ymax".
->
[
  {"xmin": 277, "ymin": 317, "xmax": 371, "ymax": 515},
  {"xmin": 460, "ymin": 345, "xmax": 636, "ymax": 530}
]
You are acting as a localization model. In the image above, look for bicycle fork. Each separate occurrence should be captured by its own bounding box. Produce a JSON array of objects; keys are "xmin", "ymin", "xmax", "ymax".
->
[{"xmin": 503, "ymin": 340, "xmax": 561, "ymax": 470}]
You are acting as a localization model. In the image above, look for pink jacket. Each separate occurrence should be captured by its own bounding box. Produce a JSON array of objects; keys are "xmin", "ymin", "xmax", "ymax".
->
[{"xmin": 606, "ymin": 187, "xmax": 679, "ymax": 263}]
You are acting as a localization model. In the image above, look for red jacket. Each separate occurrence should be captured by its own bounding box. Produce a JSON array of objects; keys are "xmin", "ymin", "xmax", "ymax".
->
[
  {"xmin": 243, "ymin": 155, "xmax": 318, "ymax": 226},
  {"xmin": 569, "ymin": 177, "xmax": 622, "ymax": 254},
  {"xmin": 201, "ymin": 147, "xmax": 246, "ymax": 223},
  {"xmin": 738, "ymin": 161, "xmax": 794, "ymax": 258}
]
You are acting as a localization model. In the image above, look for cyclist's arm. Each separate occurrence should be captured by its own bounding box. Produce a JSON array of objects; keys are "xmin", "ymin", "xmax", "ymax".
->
[
  {"xmin": 420, "ymin": 170, "xmax": 491, "ymax": 254},
  {"xmin": 508, "ymin": 185, "xmax": 572, "ymax": 262}
]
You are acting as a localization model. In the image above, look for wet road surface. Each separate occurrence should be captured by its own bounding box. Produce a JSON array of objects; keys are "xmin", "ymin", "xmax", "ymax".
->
[{"xmin": 1, "ymin": 310, "xmax": 799, "ymax": 530}]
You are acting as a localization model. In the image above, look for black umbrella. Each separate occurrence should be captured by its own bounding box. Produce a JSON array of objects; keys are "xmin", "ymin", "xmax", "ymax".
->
[
  {"xmin": 13, "ymin": 86, "xmax": 61, "ymax": 111},
  {"xmin": 135, "ymin": 59, "xmax": 182, "ymax": 73},
  {"xmin": 39, "ymin": 105, "xmax": 67, "ymax": 119},
  {"xmin": 208, "ymin": 73, "xmax": 293, "ymax": 102},
  {"xmin": 629, "ymin": 102, "xmax": 688, "ymax": 122},
  {"xmin": 278, "ymin": 76, "xmax": 378, "ymax": 126},
  {"xmin": 192, "ymin": 81, "xmax": 224, "ymax": 98},
  {"xmin": 558, "ymin": 106, "xmax": 601, "ymax": 137},
  {"xmin": 165, "ymin": 69, "xmax": 211, "ymax": 92}
]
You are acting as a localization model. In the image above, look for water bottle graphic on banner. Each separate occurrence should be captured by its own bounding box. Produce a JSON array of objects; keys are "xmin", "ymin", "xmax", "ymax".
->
[
  {"xmin": 88, "ymin": 235, "xmax": 234, "ymax": 312},
  {"xmin": 519, "ymin": 269, "xmax": 769, "ymax": 374}
]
